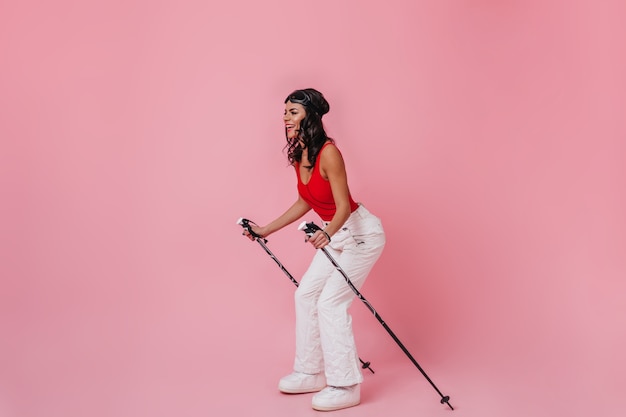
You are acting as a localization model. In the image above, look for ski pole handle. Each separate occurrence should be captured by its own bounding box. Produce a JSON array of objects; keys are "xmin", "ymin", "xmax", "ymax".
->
[
  {"xmin": 298, "ymin": 221, "xmax": 332, "ymax": 243},
  {"xmin": 237, "ymin": 217, "xmax": 266, "ymax": 242},
  {"xmin": 297, "ymin": 220, "xmax": 322, "ymax": 237}
]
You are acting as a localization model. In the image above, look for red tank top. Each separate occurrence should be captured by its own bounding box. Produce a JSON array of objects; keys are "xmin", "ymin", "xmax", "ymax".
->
[{"xmin": 296, "ymin": 142, "xmax": 359, "ymax": 221}]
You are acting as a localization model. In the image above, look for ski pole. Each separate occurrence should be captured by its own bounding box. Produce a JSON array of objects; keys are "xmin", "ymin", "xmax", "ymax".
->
[
  {"xmin": 298, "ymin": 220, "xmax": 454, "ymax": 410},
  {"xmin": 236, "ymin": 217, "xmax": 375, "ymax": 374}
]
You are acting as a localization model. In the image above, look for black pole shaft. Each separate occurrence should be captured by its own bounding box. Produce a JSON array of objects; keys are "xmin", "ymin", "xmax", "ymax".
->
[
  {"xmin": 256, "ymin": 238, "xmax": 300, "ymax": 287},
  {"xmin": 320, "ymin": 246, "xmax": 453, "ymax": 410},
  {"xmin": 248, "ymin": 234, "xmax": 374, "ymax": 373}
]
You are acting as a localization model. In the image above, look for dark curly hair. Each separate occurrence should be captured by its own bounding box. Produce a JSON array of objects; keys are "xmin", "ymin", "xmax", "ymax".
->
[{"xmin": 284, "ymin": 88, "xmax": 334, "ymax": 167}]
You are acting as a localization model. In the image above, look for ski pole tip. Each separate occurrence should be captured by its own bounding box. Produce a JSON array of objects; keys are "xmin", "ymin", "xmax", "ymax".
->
[
  {"xmin": 440, "ymin": 396, "xmax": 453, "ymax": 410},
  {"xmin": 360, "ymin": 361, "xmax": 375, "ymax": 374}
]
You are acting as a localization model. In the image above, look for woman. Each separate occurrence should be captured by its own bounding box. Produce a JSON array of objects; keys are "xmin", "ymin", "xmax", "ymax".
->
[{"xmin": 244, "ymin": 88, "xmax": 385, "ymax": 411}]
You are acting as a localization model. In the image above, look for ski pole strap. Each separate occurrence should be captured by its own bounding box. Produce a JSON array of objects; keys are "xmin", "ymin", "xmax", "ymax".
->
[
  {"xmin": 236, "ymin": 217, "xmax": 266, "ymax": 242},
  {"xmin": 297, "ymin": 221, "xmax": 331, "ymax": 242}
]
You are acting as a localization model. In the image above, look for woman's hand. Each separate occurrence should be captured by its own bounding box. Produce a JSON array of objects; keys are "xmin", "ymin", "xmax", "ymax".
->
[
  {"xmin": 242, "ymin": 224, "xmax": 265, "ymax": 241},
  {"xmin": 306, "ymin": 230, "xmax": 330, "ymax": 249}
]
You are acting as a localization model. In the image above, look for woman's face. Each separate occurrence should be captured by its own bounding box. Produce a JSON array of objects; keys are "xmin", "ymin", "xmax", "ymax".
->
[{"xmin": 283, "ymin": 101, "xmax": 306, "ymax": 140}]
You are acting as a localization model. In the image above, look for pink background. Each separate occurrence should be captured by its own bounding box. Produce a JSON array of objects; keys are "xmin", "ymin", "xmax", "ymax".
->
[{"xmin": 1, "ymin": 1, "xmax": 625, "ymax": 416}]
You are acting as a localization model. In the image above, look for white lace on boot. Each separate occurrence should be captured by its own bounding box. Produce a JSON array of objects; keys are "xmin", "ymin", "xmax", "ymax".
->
[
  {"xmin": 312, "ymin": 384, "xmax": 360, "ymax": 411},
  {"xmin": 278, "ymin": 372, "xmax": 327, "ymax": 394}
]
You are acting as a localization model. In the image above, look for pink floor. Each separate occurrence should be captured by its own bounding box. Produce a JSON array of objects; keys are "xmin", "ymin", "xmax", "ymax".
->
[
  {"xmin": 3, "ymin": 323, "xmax": 623, "ymax": 417},
  {"xmin": 2, "ymin": 257, "xmax": 623, "ymax": 417}
]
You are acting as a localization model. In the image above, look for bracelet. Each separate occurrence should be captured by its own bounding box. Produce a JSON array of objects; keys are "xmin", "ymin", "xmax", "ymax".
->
[{"xmin": 322, "ymin": 230, "xmax": 331, "ymax": 242}]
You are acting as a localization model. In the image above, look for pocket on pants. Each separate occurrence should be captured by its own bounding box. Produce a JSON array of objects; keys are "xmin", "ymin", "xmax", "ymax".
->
[
  {"xmin": 328, "ymin": 228, "xmax": 359, "ymax": 251},
  {"xmin": 351, "ymin": 215, "xmax": 385, "ymax": 239},
  {"xmin": 342, "ymin": 222, "xmax": 385, "ymax": 251}
]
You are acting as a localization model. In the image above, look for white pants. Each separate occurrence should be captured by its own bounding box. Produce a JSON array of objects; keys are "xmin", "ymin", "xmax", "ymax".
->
[{"xmin": 293, "ymin": 204, "xmax": 386, "ymax": 386}]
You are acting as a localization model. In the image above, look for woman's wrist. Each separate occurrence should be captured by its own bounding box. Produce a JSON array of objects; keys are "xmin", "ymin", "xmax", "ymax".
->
[
  {"xmin": 253, "ymin": 225, "xmax": 269, "ymax": 238},
  {"xmin": 321, "ymin": 229, "xmax": 332, "ymax": 242}
]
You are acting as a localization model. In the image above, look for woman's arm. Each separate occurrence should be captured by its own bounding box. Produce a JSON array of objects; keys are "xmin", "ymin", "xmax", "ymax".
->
[
  {"xmin": 306, "ymin": 144, "xmax": 352, "ymax": 248},
  {"xmin": 247, "ymin": 196, "xmax": 312, "ymax": 239}
]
